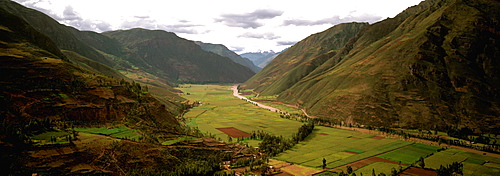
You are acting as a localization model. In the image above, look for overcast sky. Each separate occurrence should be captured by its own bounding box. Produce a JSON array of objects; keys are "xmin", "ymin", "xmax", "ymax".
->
[{"xmin": 13, "ymin": 0, "xmax": 423, "ymax": 54}]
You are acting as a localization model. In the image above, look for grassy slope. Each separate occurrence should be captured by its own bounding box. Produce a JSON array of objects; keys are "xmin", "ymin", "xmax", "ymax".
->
[
  {"xmin": 195, "ymin": 41, "xmax": 261, "ymax": 73},
  {"xmin": 0, "ymin": 0, "xmax": 114, "ymax": 67},
  {"xmin": 243, "ymin": 22, "xmax": 367, "ymax": 96},
  {"xmin": 104, "ymin": 29, "xmax": 255, "ymax": 83},
  {"xmin": 245, "ymin": 0, "xmax": 500, "ymax": 132}
]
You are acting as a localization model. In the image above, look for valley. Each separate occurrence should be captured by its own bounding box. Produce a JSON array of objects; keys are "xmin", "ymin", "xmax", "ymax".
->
[
  {"xmin": 179, "ymin": 84, "xmax": 500, "ymax": 175},
  {"xmin": 1, "ymin": 0, "xmax": 499, "ymax": 175}
]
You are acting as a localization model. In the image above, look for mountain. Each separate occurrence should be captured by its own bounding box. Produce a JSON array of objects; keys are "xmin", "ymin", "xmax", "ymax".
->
[
  {"xmin": 0, "ymin": 5, "xmax": 182, "ymax": 173},
  {"xmin": 243, "ymin": 0, "xmax": 500, "ymax": 133},
  {"xmin": 0, "ymin": 4, "xmax": 258, "ymax": 175},
  {"xmin": 241, "ymin": 50, "xmax": 282, "ymax": 68},
  {"xmin": 257, "ymin": 53, "xmax": 280, "ymax": 68},
  {"xmin": 0, "ymin": 0, "xmax": 255, "ymax": 85},
  {"xmin": 0, "ymin": 0, "xmax": 115, "ymax": 67},
  {"xmin": 195, "ymin": 41, "xmax": 261, "ymax": 73},
  {"xmin": 243, "ymin": 22, "xmax": 368, "ymax": 95},
  {"xmin": 103, "ymin": 29, "xmax": 255, "ymax": 83}
]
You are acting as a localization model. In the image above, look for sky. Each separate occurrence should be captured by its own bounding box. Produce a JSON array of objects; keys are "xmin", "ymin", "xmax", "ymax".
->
[{"xmin": 13, "ymin": 0, "xmax": 423, "ymax": 54}]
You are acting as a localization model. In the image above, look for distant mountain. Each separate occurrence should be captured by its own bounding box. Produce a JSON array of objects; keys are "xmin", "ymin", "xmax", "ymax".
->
[
  {"xmin": 103, "ymin": 29, "xmax": 255, "ymax": 83},
  {"xmin": 243, "ymin": 0, "xmax": 500, "ymax": 133},
  {"xmin": 195, "ymin": 41, "xmax": 261, "ymax": 73},
  {"xmin": 241, "ymin": 50, "xmax": 283, "ymax": 68},
  {"xmin": 257, "ymin": 53, "xmax": 280, "ymax": 68}
]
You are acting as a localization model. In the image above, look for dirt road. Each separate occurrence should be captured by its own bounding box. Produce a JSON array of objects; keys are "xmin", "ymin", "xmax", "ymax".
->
[{"xmin": 231, "ymin": 85, "xmax": 283, "ymax": 113}]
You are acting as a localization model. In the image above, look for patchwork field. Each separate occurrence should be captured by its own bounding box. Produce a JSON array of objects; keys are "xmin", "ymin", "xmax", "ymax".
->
[
  {"xmin": 179, "ymin": 84, "xmax": 304, "ymax": 144},
  {"xmin": 178, "ymin": 84, "xmax": 500, "ymax": 176}
]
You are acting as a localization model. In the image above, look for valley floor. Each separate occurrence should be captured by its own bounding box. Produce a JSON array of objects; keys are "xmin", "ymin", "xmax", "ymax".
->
[{"xmin": 179, "ymin": 84, "xmax": 500, "ymax": 176}]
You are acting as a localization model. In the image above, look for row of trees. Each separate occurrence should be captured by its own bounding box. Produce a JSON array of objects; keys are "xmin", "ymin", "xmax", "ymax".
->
[
  {"xmin": 374, "ymin": 127, "xmax": 500, "ymax": 154},
  {"xmin": 252, "ymin": 121, "xmax": 315, "ymax": 156},
  {"xmin": 312, "ymin": 116, "xmax": 500, "ymax": 154}
]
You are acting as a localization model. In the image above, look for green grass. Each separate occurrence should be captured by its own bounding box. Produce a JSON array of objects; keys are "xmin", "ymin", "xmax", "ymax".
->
[
  {"xmin": 74, "ymin": 126, "xmax": 141, "ymax": 141},
  {"xmin": 179, "ymin": 84, "xmax": 500, "ymax": 176},
  {"xmin": 31, "ymin": 131, "xmax": 71, "ymax": 146},
  {"xmin": 179, "ymin": 84, "xmax": 304, "ymax": 142},
  {"xmin": 378, "ymin": 143, "xmax": 441, "ymax": 164},
  {"xmin": 424, "ymin": 148, "xmax": 500, "ymax": 175},
  {"xmin": 274, "ymin": 126, "xmax": 412, "ymax": 168},
  {"xmin": 161, "ymin": 136, "xmax": 199, "ymax": 145},
  {"xmin": 354, "ymin": 162, "xmax": 403, "ymax": 176}
]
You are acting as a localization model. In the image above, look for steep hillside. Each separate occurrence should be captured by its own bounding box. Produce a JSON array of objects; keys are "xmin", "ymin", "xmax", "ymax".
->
[
  {"xmin": 243, "ymin": 0, "xmax": 500, "ymax": 133},
  {"xmin": 0, "ymin": 0, "xmax": 114, "ymax": 67},
  {"xmin": 0, "ymin": 6, "xmax": 261, "ymax": 175},
  {"xmin": 195, "ymin": 41, "xmax": 261, "ymax": 73},
  {"xmin": 243, "ymin": 22, "xmax": 368, "ymax": 95},
  {"xmin": 104, "ymin": 29, "xmax": 255, "ymax": 83},
  {"xmin": 0, "ymin": 5, "xmax": 183, "ymax": 173}
]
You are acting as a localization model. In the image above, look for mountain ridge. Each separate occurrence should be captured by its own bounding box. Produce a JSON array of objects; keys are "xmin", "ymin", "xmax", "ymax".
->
[
  {"xmin": 195, "ymin": 41, "xmax": 261, "ymax": 73},
  {"xmin": 243, "ymin": 0, "xmax": 500, "ymax": 133}
]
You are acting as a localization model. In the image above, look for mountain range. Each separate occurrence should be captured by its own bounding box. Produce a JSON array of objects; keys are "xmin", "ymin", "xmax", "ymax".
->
[
  {"xmin": 0, "ymin": 0, "xmax": 255, "ymax": 85},
  {"xmin": 195, "ymin": 41, "xmax": 261, "ymax": 73},
  {"xmin": 240, "ymin": 50, "xmax": 284, "ymax": 68},
  {"xmin": 0, "ymin": 0, "xmax": 257, "ymax": 174},
  {"xmin": 1, "ymin": 0, "xmax": 500, "ymax": 174},
  {"xmin": 243, "ymin": 0, "xmax": 500, "ymax": 133}
]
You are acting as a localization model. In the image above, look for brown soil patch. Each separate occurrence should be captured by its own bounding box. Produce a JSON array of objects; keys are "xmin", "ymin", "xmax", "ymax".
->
[
  {"xmin": 217, "ymin": 127, "xmax": 251, "ymax": 138},
  {"xmin": 259, "ymin": 126, "xmax": 268, "ymax": 129},
  {"xmin": 347, "ymin": 136, "xmax": 361, "ymax": 140},
  {"xmin": 399, "ymin": 167, "xmax": 437, "ymax": 176},
  {"xmin": 332, "ymin": 156, "xmax": 409, "ymax": 172},
  {"xmin": 370, "ymin": 136, "xmax": 385, "ymax": 140},
  {"xmin": 281, "ymin": 164, "xmax": 323, "ymax": 176},
  {"xmin": 318, "ymin": 133, "xmax": 329, "ymax": 136}
]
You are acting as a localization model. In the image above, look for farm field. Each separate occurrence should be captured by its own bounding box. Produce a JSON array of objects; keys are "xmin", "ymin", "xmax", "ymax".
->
[
  {"xmin": 178, "ymin": 84, "xmax": 304, "ymax": 144},
  {"xmin": 178, "ymin": 84, "xmax": 500, "ymax": 176},
  {"xmin": 74, "ymin": 125, "xmax": 142, "ymax": 141}
]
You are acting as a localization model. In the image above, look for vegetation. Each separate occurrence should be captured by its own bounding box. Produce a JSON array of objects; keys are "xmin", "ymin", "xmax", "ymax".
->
[
  {"xmin": 195, "ymin": 41, "xmax": 261, "ymax": 73},
  {"xmin": 242, "ymin": 0, "xmax": 500, "ymax": 135}
]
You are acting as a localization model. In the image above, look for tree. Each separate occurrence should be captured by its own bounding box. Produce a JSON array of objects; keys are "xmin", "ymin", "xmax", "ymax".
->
[
  {"xmin": 322, "ymin": 158, "xmax": 327, "ymax": 169},
  {"xmin": 347, "ymin": 166, "xmax": 353, "ymax": 174},
  {"xmin": 417, "ymin": 157, "xmax": 425, "ymax": 168}
]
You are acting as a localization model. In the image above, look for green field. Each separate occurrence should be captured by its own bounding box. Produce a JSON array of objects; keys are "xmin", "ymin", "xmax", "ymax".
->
[
  {"xmin": 31, "ymin": 131, "xmax": 72, "ymax": 146},
  {"xmin": 74, "ymin": 126, "xmax": 142, "ymax": 141},
  {"xmin": 179, "ymin": 84, "xmax": 304, "ymax": 144},
  {"xmin": 378, "ymin": 143, "xmax": 441, "ymax": 164},
  {"xmin": 178, "ymin": 84, "xmax": 500, "ymax": 176},
  {"xmin": 275, "ymin": 126, "xmax": 412, "ymax": 168}
]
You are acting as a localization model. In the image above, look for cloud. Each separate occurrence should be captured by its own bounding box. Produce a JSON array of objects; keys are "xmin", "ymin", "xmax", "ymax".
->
[
  {"xmin": 230, "ymin": 46, "xmax": 245, "ymax": 53},
  {"xmin": 134, "ymin": 15, "xmax": 150, "ymax": 19},
  {"xmin": 283, "ymin": 13, "xmax": 383, "ymax": 26},
  {"xmin": 18, "ymin": 1, "xmax": 63, "ymax": 21},
  {"xmin": 215, "ymin": 9, "xmax": 283, "ymax": 29},
  {"xmin": 63, "ymin": 6, "xmax": 82, "ymax": 21},
  {"xmin": 158, "ymin": 24, "xmax": 206, "ymax": 34},
  {"xmin": 238, "ymin": 32, "xmax": 281, "ymax": 40},
  {"xmin": 277, "ymin": 41, "xmax": 297, "ymax": 46}
]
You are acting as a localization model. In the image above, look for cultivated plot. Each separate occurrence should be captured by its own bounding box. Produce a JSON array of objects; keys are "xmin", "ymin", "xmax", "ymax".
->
[{"xmin": 179, "ymin": 84, "xmax": 304, "ymax": 143}]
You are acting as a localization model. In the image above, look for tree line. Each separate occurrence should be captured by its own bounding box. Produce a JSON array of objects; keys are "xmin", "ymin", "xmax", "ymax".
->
[{"xmin": 247, "ymin": 121, "xmax": 315, "ymax": 157}]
